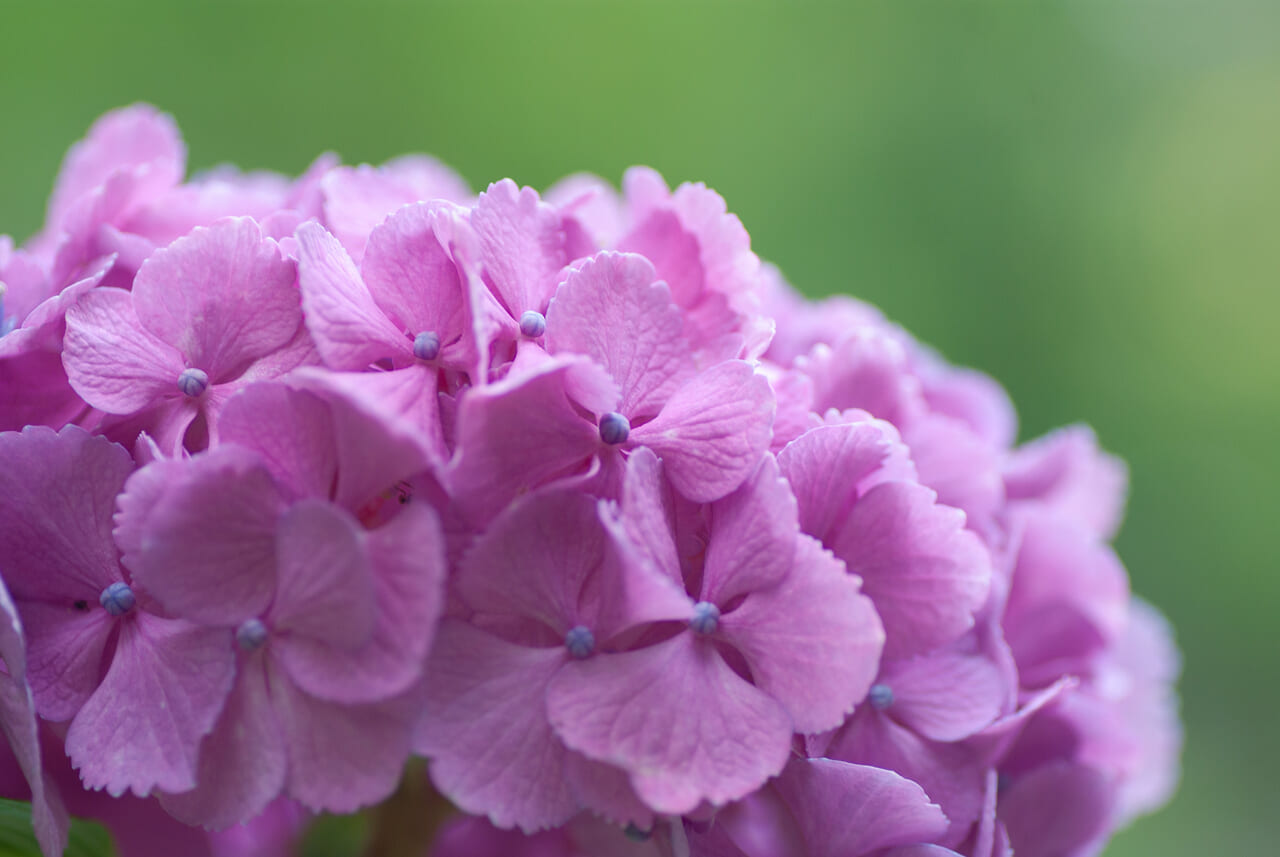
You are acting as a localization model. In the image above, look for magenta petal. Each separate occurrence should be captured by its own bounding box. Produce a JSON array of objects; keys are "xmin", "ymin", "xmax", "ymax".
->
[
  {"xmin": 416, "ymin": 621, "xmax": 577, "ymax": 831},
  {"xmin": 471, "ymin": 180, "xmax": 568, "ymax": 317},
  {"xmin": 547, "ymin": 634, "xmax": 792, "ymax": 815},
  {"xmin": 218, "ymin": 382, "xmax": 338, "ymax": 502},
  {"xmin": 700, "ymin": 455, "xmax": 798, "ymax": 604},
  {"xmin": 881, "ymin": 649, "xmax": 1006, "ymax": 742},
  {"xmin": 270, "ymin": 500, "xmax": 374, "ymax": 649},
  {"xmin": 446, "ymin": 356, "xmax": 609, "ymax": 525},
  {"xmin": 546, "ymin": 252, "xmax": 693, "ymax": 418},
  {"xmin": 276, "ymin": 503, "xmax": 444, "ymax": 703},
  {"xmin": 835, "ymin": 482, "xmax": 991, "ymax": 659},
  {"xmin": 66, "ymin": 613, "xmax": 236, "ymax": 797},
  {"xmin": 62, "ymin": 287, "xmax": 185, "ymax": 413},
  {"xmin": 131, "ymin": 217, "xmax": 300, "ymax": 380},
  {"xmin": 0, "ymin": 425, "xmax": 132, "ymax": 601},
  {"xmin": 270, "ymin": 674, "xmax": 413, "ymax": 814},
  {"xmin": 20, "ymin": 604, "xmax": 111, "ymax": 723},
  {"xmin": 628, "ymin": 360, "xmax": 774, "ymax": 503},
  {"xmin": 616, "ymin": 448, "xmax": 682, "ymax": 586},
  {"xmin": 120, "ymin": 446, "xmax": 284, "ymax": 625},
  {"xmin": 0, "ymin": 582, "xmax": 69, "ymax": 857},
  {"xmin": 1003, "ymin": 425, "xmax": 1128, "ymax": 541},
  {"xmin": 719, "ymin": 535, "xmax": 883, "ymax": 734},
  {"xmin": 159, "ymin": 656, "xmax": 286, "ymax": 830},
  {"xmin": 772, "ymin": 759, "xmax": 949, "ymax": 857},
  {"xmin": 296, "ymin": 221, "xmax": 409, "ymax": 370},
  {"xmin": 903, "ymin": 415, "xmax": 1004, "ymax": 537},
  {"xmin": 0, "ymin": 350, "xmax": 87, "ymax": 432},
  {"xmin": 999, "ymin": 763, "xmax": 1115, "ymax": 857}
]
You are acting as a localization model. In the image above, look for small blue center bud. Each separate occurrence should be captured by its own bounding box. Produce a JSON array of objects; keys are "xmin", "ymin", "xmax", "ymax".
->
[
  {"xmin": 412, "ymin": 330, "xmax": 441, "ymax": 361},
  {"xmin": 0, "ymin": 288, "xmax": 13, "ymax": 337},
  {"xmin": 598, "ymin": 411, "xmax": 631, "ymax": 445},
  {"xmin": 177, "ymin": 367, "xmax": 209, "ymax": 398},
  {"xmin": 623, "ymin": 824, "xmax": 652, "ymax": 842},
  {"xmin": 518, "ymin": 310, "xmax": 546, "ymax": 338},
  {"xmin": 689, "ymin": 601, "xmax": 721, "ymax": 635},
  {"xmin": 99, "ymin": 582, "xmax": 136, "ymax": 616},
  {"xmin": 869, "ymin": 683, "xmax": 894, "ymax": 710},
  {"xmin": 564, "ymin": 625, "xmax": 595, "ymax": 659},
  {"xmin": 236, "ymin": 618, "xmax": 269, "ymax": 652}
]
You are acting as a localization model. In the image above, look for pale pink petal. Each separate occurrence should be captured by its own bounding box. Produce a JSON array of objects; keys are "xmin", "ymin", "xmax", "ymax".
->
[
  {"xmin": 1003, "ymin": 425, "xmax": 1128, "ymax": 540},
  {"xmin": 62, "ymin": 287, "xmax": 185, "ymax": 413},
  {"xmin": 276, "ymin": 503, "xmax": 442, "ymax": 703},
  {"xmin": 415, "ymin": 621, "xmax": 577, "ymax": 831},
  {"xmin": 131, "ymin": 217, "xmax": 300, "ymax": 380},
  {"xmin": 360, "ymin": 202, "xmax": 471, "ymax": 360},
  {"xmin": 801, "ymin": 332, "xmax": 924, "ymax": 427},
  {"xmin": 159, "ymin": 656, "xmax": 286, "ymax": 830},
  {"xmin": 471, "ymin": 180, "xmax": 569, "ymax": 317},
  {"xmin": 834, "ymin": 482, "xmax": 991, "ymax": 659},
  {"xmin": 66, "ymin": 613, "xmax": 236, "ymax": 797},
  {"xmin": 546, "ymin": 252, "xmax": 693, "ymax": 418},
  {"xmin": 904, "ymin": 415, "xmax": 1004, "ymax": 537},
  {"xmin": 296, "ymin": 220, "xmax": 410, "ymax": 370},
  {"xmin": 547, "ymin": 634, "xmax": 792, "ymax": 815},
  {"xmin": 446, "ymin": 356, "xmax": 610, "ymax": 525},
  {"xmin": 119, "ymin": 445, "xmax": 284, "ymax": 624},
  {"xmin": 719, "ymin": 535, "xmax": 884, "ymax": 733},
  {"xmin": 269, "ymin": 500, "xmax": 374, "ymax": 650},
  {"xmin": 700, "ymin": 456, "xmax": 797, "ymax": 604},
  {"xmin": 777, "ymin": 421, "xmax": 907, "ymax": 547},
  {"xmin": 628, "ymin": 360, "xmax": 773, "ymax": 503},
  {"xmin": 218, "ymin": 382, "xmax": 338, "ymax": 501}
]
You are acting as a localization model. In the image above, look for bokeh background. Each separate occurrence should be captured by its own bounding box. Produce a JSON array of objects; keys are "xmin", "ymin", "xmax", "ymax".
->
[{"xmin": 2, "ymin": 1, "xmax": 1276, "ymax": 853}]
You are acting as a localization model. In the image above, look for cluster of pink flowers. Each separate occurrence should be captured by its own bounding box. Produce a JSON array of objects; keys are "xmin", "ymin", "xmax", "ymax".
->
[{"xmin": 0, "ymin": 106, "xmax": 1179, "ymax": 857}]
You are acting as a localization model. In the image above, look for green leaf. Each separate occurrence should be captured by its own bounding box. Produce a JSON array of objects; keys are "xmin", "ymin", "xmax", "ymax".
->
[{"xmin": 0, "ymin": 798, "xmax": 115, "ymax": 857}]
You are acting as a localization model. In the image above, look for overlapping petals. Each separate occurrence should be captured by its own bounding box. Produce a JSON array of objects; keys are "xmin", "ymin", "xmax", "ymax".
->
[{"xmin": 0, "ymin": 105, "xmax": 1176, "ymax": 857}]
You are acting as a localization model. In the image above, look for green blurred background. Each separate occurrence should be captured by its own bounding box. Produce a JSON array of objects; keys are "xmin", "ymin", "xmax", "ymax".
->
[{"xmin": 2, "ymin": 1, "xmax": 1276, "ymax": 853}]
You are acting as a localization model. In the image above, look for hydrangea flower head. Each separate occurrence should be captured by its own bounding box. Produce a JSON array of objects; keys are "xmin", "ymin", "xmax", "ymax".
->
[{"xmin": 0, "ymin": 106, "xmax": 1179, "ymax": 857}]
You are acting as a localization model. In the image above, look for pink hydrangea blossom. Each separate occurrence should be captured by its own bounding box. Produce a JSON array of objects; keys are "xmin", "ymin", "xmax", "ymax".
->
[{"xmin": 0, "ymin": 105, "xmax": 1178, "ymax": 857}]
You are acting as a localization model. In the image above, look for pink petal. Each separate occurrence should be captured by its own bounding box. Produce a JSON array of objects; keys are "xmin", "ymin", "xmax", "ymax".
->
[
  {"xmin": 471, "ymin": 180, "xmax": 569, "ymax": 318},
  {"xmin": 0, "ymin": 425, "xmax": 132, "ymax": 602},
  {"xmin": 277, "ymin": 503, "xmax": 442, "ymax": 703},
  {"xmin": 47, "ymin": 104, "xmax": 185, "ymax": 232},
  {"xmin": 446, "ymin": 355, "xmax": 610, "ymax": 525},
  {"xmin": 296, "ymin": 221, "xmax": 410, "ymax": 370},
  {"xmin": 778, "ymin": 421, "xmax": 909, "ymax": 547},
  {"xmin": 0, "ymin": 350, "xmax": 87, "ymax": 432},
  {"xmin": 66, "ymin": 613, "xmax": 236, "ymax": 797},
  {"xmin": 772, "ymin": 759, "xmax": 950, "ymax": 857},
  {"xmin": 547, "ymin": 633, "xmax": 792, "ymax": 815},
  {"xmin": 616, "ymin": 448, "xmax": 682, "ymax": 586},
  {"xmin": 904, "ymin": 415, "xmax": 1004, "ymax": 538},
  {"xmin": 218, "ymin": 382, "xmax": 338, "ymax": 501},
  {"xmin": 628, "ymin": 360, "xmax": 774, "ymax": 503},
  {"xmin": 998, "ymin": 763, "xmax": 1115, "ymax": 857},
  {"xmin": 120, "ymin": 445, "xmax": 284, "ymax": 625},
  {"xmin": 1003, "ymin": 425, "xmax": 1128, "ymax": 540},
  {"xmin": 416, "ymin": 621, "xmax": 577, "ymax": 831},
  {"xmin": 62, "ymin": 286, "xmax": 185, "ymax": 413},
  {"xmin": 801, "ymin": 332, "xmax": 924, "ymax": 427},
  {"xmin": 361, "ymin": 202, "xmax": 472, "ymax": 362},
  {"xmin": 0, "ymin": 582, "xmax": 69, "ymax": 857},
  {"xmin": 834, "ymin": 482, "xmax": 991, "ymax": 659},
  {"xmin": 546, "ymin": 252, "xmax": 693, "ymax": 418},
  {"xmin": 700, "ymin": 456, "xmax": 797, "ymax": 604},
  {"xmin": 130, "ymin": 217, "xmax": 301, "ymax": 380},
  {"xmin": 20, "ymin": 604, "xmax": 111, "ymax": 723},
  {"xmin": 158, "ymin": 656, "xmax": 286, "ymax": 830},
  {"xmin": 719, "ymin": 535, "xmax": 884, "ymax": 734},
  {"xmin": 881, "ymin": 649, "xmax": 1007, "ymax": 742},
  {"xmin": 269, "ymin": 500, "xmax": 374, "ymax": 652},
  {"xmin": 270, "ymin": 674, "xmax": 414, "ymax": 814}
]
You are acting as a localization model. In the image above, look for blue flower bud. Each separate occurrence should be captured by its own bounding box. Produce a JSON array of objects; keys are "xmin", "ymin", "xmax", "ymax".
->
[
  {"xmin": 413, "ymin": 330, "xmax": 441, "ymax": 361},
  {"xmin": 236, "ymin": 618, "xmax": 268, "ymax": 652},
  {"xmin": 565, "ymin": 625, "xmax": 595, "ymax": 659},
  {"xmin": 598, "ymin": 412, "xmax": 631, "ymax": 445},
  {"xmin": 869, "ymin": 682, "xmax": 895, "ymax": 710},
  {"xmin": 690, "ymin": 601, "xmax": 721, "ymax": 635},
  {"xmin": 518, "ymin": 310, "xmax": 546, "ymax": 338},
  {"xmin": 177, "ymin": 367, "xmax": 209, "ymax": 398},
  {"xmin": 99, "ymin": 582, "xmax": 136, "ymax": 616}
]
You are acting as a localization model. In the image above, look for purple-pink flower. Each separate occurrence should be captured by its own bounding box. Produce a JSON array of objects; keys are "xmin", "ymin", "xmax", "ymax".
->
[{"xmin": 0, "ymin": 105, "xmax": 1179, "ymax": 857}]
